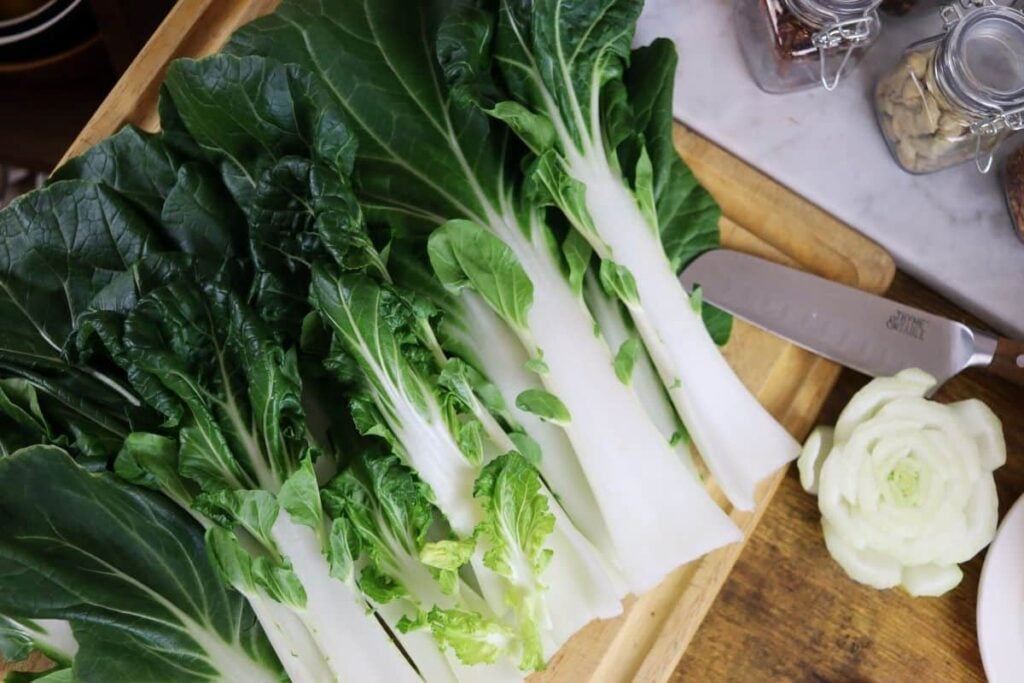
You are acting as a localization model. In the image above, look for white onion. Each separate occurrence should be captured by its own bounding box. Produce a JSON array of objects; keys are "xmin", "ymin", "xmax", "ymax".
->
[{"xmin": 798, "ymin": 369, "xmax": 1005, "ymax": 596}]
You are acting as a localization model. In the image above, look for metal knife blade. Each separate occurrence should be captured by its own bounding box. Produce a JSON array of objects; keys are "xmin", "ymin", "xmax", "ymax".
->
[{"xmin": 680, "ymin": 250, "xmax": 999, "ymax": 387}]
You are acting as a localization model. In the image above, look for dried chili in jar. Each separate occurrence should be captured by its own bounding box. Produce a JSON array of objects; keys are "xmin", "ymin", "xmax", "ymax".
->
[
  {"xmin": 772, "ymin": 1, "xmax": 818, "ymax": 57},
  {"xmin": 735, "ymin": 0, "xmax": 883, "ymax": 93}
]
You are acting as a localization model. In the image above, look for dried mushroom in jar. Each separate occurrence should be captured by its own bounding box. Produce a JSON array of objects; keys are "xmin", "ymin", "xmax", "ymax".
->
[
  {"xmin": 874, "ymin": 5, "xmax": 1024, "ymax": 174},
  {"xmin": 767, "ymin": 0, "xmax": 817, "ymax": 60},
  {"xmin": 875, "ymin": 47, "xmax": 976, "ymax": 173}
]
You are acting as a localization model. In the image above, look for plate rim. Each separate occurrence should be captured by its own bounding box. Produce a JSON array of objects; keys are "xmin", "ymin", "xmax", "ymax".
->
[
  {"xmin": 977, "ymin": 492, "xmax": 1024, "ymax": 683},
  {"xmin": 0, "ymin": 0, "xmax": 59, "ymax": 30},
  {"xmin": 0, "ymin": 0, "xmax": 80, "ymax": 46}
]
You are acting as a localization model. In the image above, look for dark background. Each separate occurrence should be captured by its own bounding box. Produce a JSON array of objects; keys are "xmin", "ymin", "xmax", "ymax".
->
[{"xmin": 0, "ymin": 0, "xmax": 173, "ymax": 202}]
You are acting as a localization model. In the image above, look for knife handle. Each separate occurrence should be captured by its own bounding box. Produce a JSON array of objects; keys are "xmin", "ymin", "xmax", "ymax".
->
[{"xmin": 988, "ymin": 338, "xmax": 1024, "ymax": 387}]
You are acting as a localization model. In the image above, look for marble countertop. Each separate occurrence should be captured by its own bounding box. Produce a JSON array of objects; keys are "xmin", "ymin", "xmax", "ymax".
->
[{"xmin": 637, "ymin": 0, "xmax": 1024, "ymax": 337}]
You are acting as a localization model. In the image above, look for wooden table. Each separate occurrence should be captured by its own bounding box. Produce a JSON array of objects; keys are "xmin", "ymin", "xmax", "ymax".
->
[{"xmin": 677, "ymin": 272, "xmax": 1024, "ymax": 682}]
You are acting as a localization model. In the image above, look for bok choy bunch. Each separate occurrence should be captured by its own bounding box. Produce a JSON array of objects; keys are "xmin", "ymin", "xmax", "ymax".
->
[
  {"xmin": 0, "ymin": 444, "xmax": 285, "ymax": 683},
  {"xmin": 228, "ymin": 0, "xmax": 743, "ymax": 595},
  {"xmin": 0, "ymin": 378, "xmax": 283, "ymax": 683},
  {"xmin": 0, "ymin": 0, "xmax": 801, "ymax": 677},
  {"xmin": 4, "ymin": 131, "xmax": 418, "ymax": 679},
  {"xmin": 160, "ymin": 51, "xmax": 624, "ymax": 669}
]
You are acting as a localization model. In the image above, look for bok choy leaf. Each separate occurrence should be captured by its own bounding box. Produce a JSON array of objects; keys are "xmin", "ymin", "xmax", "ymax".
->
[
  {"xmin": 98, "ymin": 278, "xmax": 421, "ymax": 683},
  {"xmin": 0, "ymin": 445, "xmax": 283, "ymax": 683}
]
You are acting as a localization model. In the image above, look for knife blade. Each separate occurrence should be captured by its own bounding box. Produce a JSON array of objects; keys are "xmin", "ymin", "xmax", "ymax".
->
[{"xmin": 680, "ymin": 250, "xmax": 1023, "ymax": 388}]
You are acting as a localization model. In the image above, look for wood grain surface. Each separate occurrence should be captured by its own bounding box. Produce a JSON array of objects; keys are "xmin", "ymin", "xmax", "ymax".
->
[
  {"xmin": 677, "ymin": 272, "xmax": 1024, "ymax": 683},
  {"xmin": 991, "ymin": 337, "xmax": 1024, "ymax": 388}
]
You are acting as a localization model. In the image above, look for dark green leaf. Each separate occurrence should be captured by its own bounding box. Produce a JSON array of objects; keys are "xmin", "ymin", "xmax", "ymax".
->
[
  {"xmin": 226, "ymin": 0, "xmax": 511, "ymax": 234},
  {"xmin": 0, "ymin": 181, "xmax": 160, "ymax": 369},
  {"xmin": 50, "ymin": 126, "xmax": 182, "ymax": 222},
  {"xmin": 163, "ymin": 54, "xmax": 356, "ymax": 208},
  {"xmin": 624, "ymin": 39, "xmax": 722, "ymax": 276},
  {"xmin": 0, "ymin": 446, "xmax": 281, "ymax": 682}
]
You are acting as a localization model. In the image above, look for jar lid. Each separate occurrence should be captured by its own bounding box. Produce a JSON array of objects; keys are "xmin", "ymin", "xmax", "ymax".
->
[
  {"xmin": 940, "ymin": 6, "xmax": 1024, "ymax": 113},
  {"xmin": 788, "ymin": 0, "xmax": 883, "ymax": 27}
]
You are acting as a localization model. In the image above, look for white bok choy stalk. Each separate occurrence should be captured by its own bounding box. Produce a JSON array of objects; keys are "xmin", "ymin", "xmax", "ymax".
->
[
  {"xmin": 226, "ymin": 0, "xmax": 742, "ymax": 595},
  {"xmin": 442, "ymin": 0, "xmax": 800, "ymax": 510},
  {"xmin": 583, "ymin": 272, "xmax": 697, "ymax": 476},
  {"xmin": 391, "ymin": 249, "xmax": 619, "ymax": 569}
]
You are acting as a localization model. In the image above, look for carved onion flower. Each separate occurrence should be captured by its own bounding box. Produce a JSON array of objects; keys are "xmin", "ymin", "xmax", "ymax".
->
[{"xmin": 798, "ymin": 369, "xmax": 1005, "ymax": 597}]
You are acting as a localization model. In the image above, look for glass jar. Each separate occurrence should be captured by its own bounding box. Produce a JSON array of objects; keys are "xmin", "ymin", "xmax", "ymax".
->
[
  {"xmin": 735, "ymin": 0, "xmax": 883, "ymax": 93},
  {"xmin": 1004, "ymin": 143, "xmax": 1024, "ymax": 241},
  {"xmin": 874, "ymin": 4, "xmax": 1024, "ymax": 174}
]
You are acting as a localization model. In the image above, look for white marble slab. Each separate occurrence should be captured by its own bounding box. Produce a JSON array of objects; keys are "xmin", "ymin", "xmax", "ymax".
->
[{"xmin": 636, "ymin": 0, "xmax": 1024, "ymax": 337}]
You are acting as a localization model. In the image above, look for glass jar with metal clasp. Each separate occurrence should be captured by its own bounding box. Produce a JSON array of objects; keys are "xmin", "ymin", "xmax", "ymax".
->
[
  {"xmin": 734, "ymin": 0, "xmax": 883, "ymax": 93},
  {"xmin": 874, "ymin": 2, "xmax": 1024, "ymax": 174}
]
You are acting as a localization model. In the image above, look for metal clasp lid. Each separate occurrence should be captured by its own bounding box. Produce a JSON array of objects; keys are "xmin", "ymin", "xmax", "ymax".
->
[
  {"xmin": 971, "ymin": 107, "xmax": 1024, "ymax": 173},
  {"xmin": 813, "ymin": 14, "xmax": 879, "ymax": 91},
  {"xmin": 941, "ymin": 0, "xmax": 997, "ymax": 28}
]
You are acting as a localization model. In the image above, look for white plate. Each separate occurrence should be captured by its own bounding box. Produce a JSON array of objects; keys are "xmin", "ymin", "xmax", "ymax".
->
[{"xmin": 978, "ymin": 493, "xmax": 1024, "ymax": 682}]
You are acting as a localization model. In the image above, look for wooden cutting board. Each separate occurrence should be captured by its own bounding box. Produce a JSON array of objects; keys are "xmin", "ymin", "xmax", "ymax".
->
[{"xmin": 0, "ymin": 1, "xmax": 895, "ymax": 680}]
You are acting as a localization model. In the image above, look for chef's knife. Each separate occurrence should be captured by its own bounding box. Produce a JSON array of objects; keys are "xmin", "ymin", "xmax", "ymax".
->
[{"xmin": 680, "ymin": 250, "xmax": 1024, "ymax": 388}]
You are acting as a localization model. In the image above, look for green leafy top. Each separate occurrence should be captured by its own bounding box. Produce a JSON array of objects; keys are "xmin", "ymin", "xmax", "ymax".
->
[
  {"xmin": 473, "ymin": 451, "xmax": 555, "ymax": 670},
  {"xmin": 428, "ymin": 219, "xmax": 534, "ymax": 330},
  {"xmin": 0, "ymin": 378, "xmax": 56, "ymax": 456},
  {"xmin": 164, "ymin": 55, "xmax": 356, "ymax": 205},
  {"xmin": 162, "ymin": 54, "xmax": 390, "ymax": 334},
  {"xmin": 0, "ymin": 446, "xmax": 282, "ymax": 682},
  {"xmin": 226, "ymin": 0, "xmax": 540, "ymax": 237},
  {"xmin": 323, "ymin": 450, "xmax": 440, "ymax": 603},
  {"xmin": 109, "ymin": 279, "xmax": 312, "ymax": 494},
  {"xmin": 0, "ymin": 181, "xmax": 159, "ymax": 370},
  {"xmin": 437, "ymin": 1, "xmax": 729, "ymax": 340},
  {"xmin": 492, "ymin": 0, "xmax": 642, "ymax": 154},
  {"xmin": 52, "ymin": 126, "xmax": 184, "ymax": 222}
]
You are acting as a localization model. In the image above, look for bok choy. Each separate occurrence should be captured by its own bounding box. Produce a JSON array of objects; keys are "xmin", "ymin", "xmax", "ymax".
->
[
  {"xmin": 0, "ymin": 445, "xmax": 283, "ymax": 683},
  {"xmin": 438, "ymin": 0, "xmax": 799, "ymax": 510},
  {"xmin": 162, "ymin": 51, "xmax": 623, "ymax": 668},
  {"xmin": 0, "ymin": 0, "xmax": 803, "ymax": 677},
  {"xmin": 228, "ymin": 0, "xmax": 742, "ymax": 595}
]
